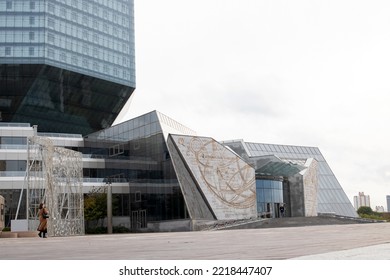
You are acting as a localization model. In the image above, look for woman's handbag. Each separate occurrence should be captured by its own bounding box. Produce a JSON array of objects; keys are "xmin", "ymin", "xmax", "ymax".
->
[{"xmin": 43, "ymin": 212, "xmax": 49, "ymax": 219}]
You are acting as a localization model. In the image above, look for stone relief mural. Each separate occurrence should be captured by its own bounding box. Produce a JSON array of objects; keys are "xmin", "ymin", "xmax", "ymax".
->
[
  {"xmin": 302, "ymin": 158, "xmax": 319, "ymax": 217},
  {"xmin": 169, "ymin": 134, "xmax": 257, "ymax": 220}
]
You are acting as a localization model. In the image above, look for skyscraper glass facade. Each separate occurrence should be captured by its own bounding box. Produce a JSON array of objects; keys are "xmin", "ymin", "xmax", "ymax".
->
[
  {"xmin": 0, "ymin": 0, "xmax": 135, "ymax": 135},
  {"xmin": 0, "ymin": 0, "xmax": 135, "ymax": 85}
]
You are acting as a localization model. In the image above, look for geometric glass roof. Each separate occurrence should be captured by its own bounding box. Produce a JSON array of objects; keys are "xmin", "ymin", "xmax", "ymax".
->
[
  {"xmin": 251, "ymin": 155, "xmax": 306, "ymax": 177},
  {"xmin": 221, "ymin": 139, "xmax": 358, "ymax": 217}
]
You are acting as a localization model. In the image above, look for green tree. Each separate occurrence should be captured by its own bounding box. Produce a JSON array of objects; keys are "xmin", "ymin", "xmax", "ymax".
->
[
  {"xmin": 84, "ymin": 187, "xmax": 107, "ymax": 227},
  {"xmin": 357, "ymin": 206, "xmax": 373, "ymax": 216}
]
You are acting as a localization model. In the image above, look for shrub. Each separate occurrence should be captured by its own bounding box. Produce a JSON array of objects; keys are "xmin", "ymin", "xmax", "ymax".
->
[
  {"xmin": 357, "ymin": 206, "xmax": 373, "ymax": 216},
  {"xmin": 85, "ymin": 226, "xmax": 131, "ymax": 234}
]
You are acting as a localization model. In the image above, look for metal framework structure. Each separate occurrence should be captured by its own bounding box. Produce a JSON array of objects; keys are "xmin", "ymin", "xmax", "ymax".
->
[{"xmin": 26, "ymin": 136, "xmax": 84, "ymax": 236}]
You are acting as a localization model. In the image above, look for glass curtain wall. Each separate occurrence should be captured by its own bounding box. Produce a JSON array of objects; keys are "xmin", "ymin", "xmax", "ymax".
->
[
  {"xmin": 81, "ymin": 112, "xmax": 187, "ymax": 230},
  {"xmin": 256, "ymin": 179, "xmax": 283, "ymax": 218}
]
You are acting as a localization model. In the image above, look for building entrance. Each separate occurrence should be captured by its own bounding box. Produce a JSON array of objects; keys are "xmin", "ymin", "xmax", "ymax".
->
[{"xmin": 131, "ymin": 210, "xmax": 147, "ymax": 231}]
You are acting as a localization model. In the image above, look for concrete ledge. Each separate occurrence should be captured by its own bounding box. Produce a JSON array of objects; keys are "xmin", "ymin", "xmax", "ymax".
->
[
  {"xmin": 0, "ymin": 231, "xmax": 38, "ymax": 238},
  {"xmin": 17, "ymin": 231, "xmax": 39, "ymax": 238},
  {"xmin": 0, "ymin": 232, "xmax": 18, "ymax": 238}
]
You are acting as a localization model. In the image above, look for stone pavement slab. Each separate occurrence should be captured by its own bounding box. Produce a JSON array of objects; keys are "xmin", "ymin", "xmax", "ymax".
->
[{"xmin": 1, "ymin": 223, "xmax": 390, "ymax": 260}]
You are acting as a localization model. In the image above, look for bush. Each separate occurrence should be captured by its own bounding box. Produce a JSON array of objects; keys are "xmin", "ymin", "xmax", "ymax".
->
[
  {"xmin": 85, "ymin": 226, "xmax": 131, "ymax": 234},
  {"xmin": 357, "ymin": 206, "xmax": 373, "ymax": 216},
  {"xmin": 113, "ymin": 226, "xmax": 131, "ymax": 233},
  {"xmin": 85, "ymin": 227, "xmax": 107, "ymax": 234},
  {"xmin": 359, "ymin": 213, "xmax": 387, "ymax": 221}
]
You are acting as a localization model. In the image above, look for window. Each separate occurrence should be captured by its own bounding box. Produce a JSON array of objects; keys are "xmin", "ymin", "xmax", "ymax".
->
[
  {"xmin": 5, "ymin": 47, "xmax": 11, "ymax": 56},
  {"xmin": 47, "ymin": 48, "xmax": 54, "ymax": 58},
  {"xmin": 82, "ymin": 59, "xmax": 89, "ymax": 68},
  {"xmin": 29, "ymin": 32, "xmax": 35, "ymax": 41},
  {"xmin": 71, "ymin": 55, "xmax": 78, "ymax": 65},
  {"xmin": 60, "ymin": 8, "xmax": 67, "ymax": 18},
  {"xmin": 29, "ymin": 17, "xmax": 35, "ymax": 25},
  {"xmin": 82, "ymin": 30, "xmax": 89, "ymax": 40},
  {"xmin": 48, "ymin": 3, "xmax": 55, "ymax": 13},
  {"xmin": 60, "ymin": 52, "xmax": 66, "ymax": 61},
  {"xmin": 6, "ymin": 1, "xmax": 12, "ymax": 9},
  {"xmin": 82, "ymin": 16, "xmax": 89, "ymax": 26},
  {"xmin": 47, "ymin": 33, "xmax": 54, "ymax": 43},
  {"xmin": 30, "ymin": 1, "xmax": 36, "ymax": 10},
  {"xmin": 109, "ymin": 144, "xmax": 124, "ymax": 156},
  {"xmin": 48, "ymin": 18, "xmax": 55, "ymax": 28},
  {"xmin": 82, "ymin": 1, "xmax": 88, "ymax": 11},
  {"xmin": 135, "ymin": 191, "xmax": 141, "ymax": 202},
  {"xmin": 29, "ymin": 47, "xmax": 34, "ymax": 56},
  {"xmin": 122, "ymin": 43, "xmax": 128, "ymax": 53},
  {"xmin": 82, "ymin": 44, "xmax": 89, "ymax": 54},
  {"xmin": 72, "ymin": 12, "xmax": 78, "ymax": 21}
]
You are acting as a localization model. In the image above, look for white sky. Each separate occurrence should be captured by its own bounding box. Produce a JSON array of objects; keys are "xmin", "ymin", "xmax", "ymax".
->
[{"xmin": 116, "ymin": 0, "xmax": 390, "ymax": 210}]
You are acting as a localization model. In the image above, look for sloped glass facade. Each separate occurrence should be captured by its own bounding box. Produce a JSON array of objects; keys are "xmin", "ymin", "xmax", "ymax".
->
[
  {"xmin": 80, "ymin": 111, "xmax": 189, "ymax": 228},
  {"xmin": 222, "ymin": 140, "xmax": 358, "ymax": 217}
]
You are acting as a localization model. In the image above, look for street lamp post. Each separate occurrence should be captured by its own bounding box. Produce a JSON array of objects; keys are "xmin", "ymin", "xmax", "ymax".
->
[{"xmin": 106, "ymin": 180, "xmax": 113, "ymax": 234}]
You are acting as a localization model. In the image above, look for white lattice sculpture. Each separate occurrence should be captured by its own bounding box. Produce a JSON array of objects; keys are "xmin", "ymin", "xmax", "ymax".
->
[{"xmin": 27, "ymin": 136, "xmax": 84, "ymax": 236}]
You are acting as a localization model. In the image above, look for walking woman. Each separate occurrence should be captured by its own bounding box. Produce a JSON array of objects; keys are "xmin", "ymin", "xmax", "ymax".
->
[{"xmin": 37, "ymin": 203, "xmax": 49, "ymax": 238}]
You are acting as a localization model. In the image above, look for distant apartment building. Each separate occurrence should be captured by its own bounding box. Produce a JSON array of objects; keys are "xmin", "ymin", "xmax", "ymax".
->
[
  {"xmin": 387, "ymin": 195, "xmax": 390, "ymax": 212},
  {"xmin": 353, "ymin": 192, "xmax": 371, "ymax": 210},
  {"xmin": 375, "ymin": 206, "xmax": 385, "ymax": 213}
]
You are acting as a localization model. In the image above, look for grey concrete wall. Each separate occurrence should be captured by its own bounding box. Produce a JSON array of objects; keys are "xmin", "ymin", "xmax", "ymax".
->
[
  {"xmin": 287, "ymin": 175, "xmax": 305, "ymax": 217},
  {"xmin": 286, "ymin": 158, "xmax": 319, "ymax": 217},
  {"xmin": 168, "ymin": 134, "xmax": 257, "ymax": 220}
]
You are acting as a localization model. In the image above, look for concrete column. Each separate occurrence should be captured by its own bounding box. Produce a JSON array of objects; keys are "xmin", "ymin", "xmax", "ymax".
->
[{"xmin": 107, "ymin": 183, "xmax": 112, "ymax": 234}]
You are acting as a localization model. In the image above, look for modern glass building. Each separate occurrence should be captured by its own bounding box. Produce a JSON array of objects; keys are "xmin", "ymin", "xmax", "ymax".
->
[
  {"xmin": 0, "ymin": 0, "xmax": 135, "ymax": 135},
  {"xmin": 222, "ymin": 140, "xmax": 358, "ymax": 218},
  {"xmin": 0, "ymin": 1, "xmax": 358, "ymax": 233},
  {"xmin": 80, "ymin": 111, "xmax": 196, "ymax": 230},
  {"xmin": 0, "ymin": 111, "xmax": 198, "ymax": 231},
  {"xmin": 0, "ymin": 111, "xmax": 358, "ymax": 232}
]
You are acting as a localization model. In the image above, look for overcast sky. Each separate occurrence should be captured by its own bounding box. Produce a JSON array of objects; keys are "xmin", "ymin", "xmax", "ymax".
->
[{"xmin": 116, "ymin": 0, "xmax": 390, "ymax": 209}]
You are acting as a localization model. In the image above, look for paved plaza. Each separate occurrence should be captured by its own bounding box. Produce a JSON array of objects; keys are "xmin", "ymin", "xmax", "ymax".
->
[{"xmin": 1, "ymin": 222, "xmax": 390, "ymax": 260}]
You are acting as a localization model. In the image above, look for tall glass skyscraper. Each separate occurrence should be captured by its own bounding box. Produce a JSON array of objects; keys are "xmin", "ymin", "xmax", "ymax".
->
[{"xmin": 0, "ymin": 0, "xmax": 135, "ymax": 135}]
